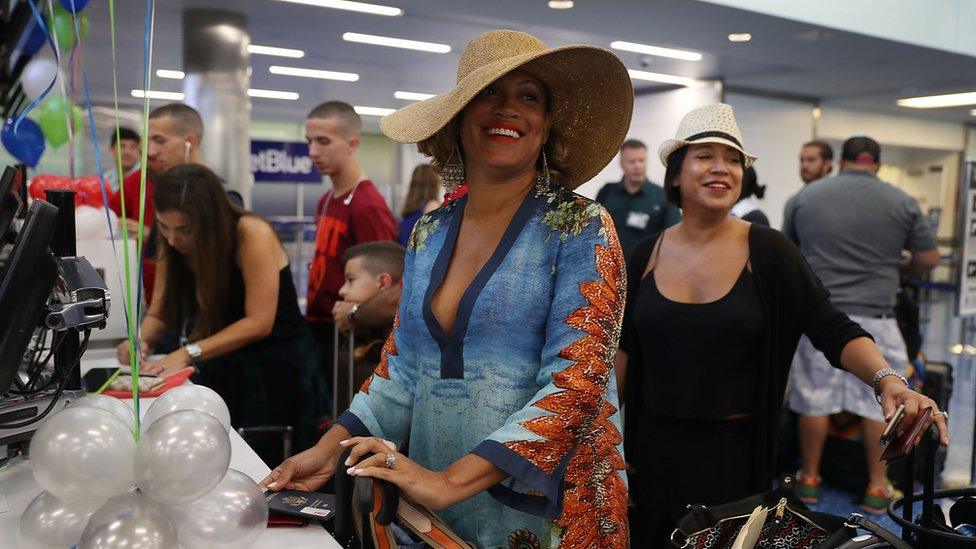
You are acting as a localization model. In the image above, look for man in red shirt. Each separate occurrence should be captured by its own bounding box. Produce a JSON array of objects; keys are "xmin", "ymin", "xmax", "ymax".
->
[{"xmin": 305, "ymin": 101, "xmax": 397, "ymax": 395}]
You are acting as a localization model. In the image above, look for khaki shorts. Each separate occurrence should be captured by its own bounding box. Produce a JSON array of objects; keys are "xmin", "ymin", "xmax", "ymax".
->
[{"xmin": 788, "ymin": 316, "xmax": 908, "ymax": 423}]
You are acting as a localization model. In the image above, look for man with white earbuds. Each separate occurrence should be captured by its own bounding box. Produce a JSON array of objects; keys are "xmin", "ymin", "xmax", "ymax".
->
[{"xmin": 304, "ymin": 101, "xmax": 396, "ymax": 401}]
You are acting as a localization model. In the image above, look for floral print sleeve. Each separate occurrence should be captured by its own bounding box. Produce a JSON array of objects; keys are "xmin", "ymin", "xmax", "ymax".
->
[{"xmin": 471, "ymin": 200, "xmax": 628, "ymax": 548}]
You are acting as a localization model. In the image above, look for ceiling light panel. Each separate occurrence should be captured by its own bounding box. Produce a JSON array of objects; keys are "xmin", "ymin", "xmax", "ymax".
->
[
  {"xmin": 354, "ymin": 105, "xmax": 396, "ymax": 116},
  {"xmin": 394, "ymin": 91, "xmax": 436, "ymax": 101},
  {"xmin": 156, "ymin": 69, "xmax": 185, "ymax": 79},
  {"xmin": 248, "ymin": 44, "xmax": 305, "ymax": 58},
  {"xmin": 248, "ymin": 88, "xmax": 300, "ymax": 100},
  {"xmin": 270, "ymin": 65, "xmax": 359, "ymax": 81},
  {"xmin": 897, "ymin": 91, "xmax": 976, "ymax": 108},
  {"xmin": 342, "ymin": 32, "xmax": 451, "ymax": 53},
  {"xmin": 131, "ymin": 90, "xmax": 185, "ymax": 100},
  {"xmin": 728, "ymin": 33, "xmax": 752, "ymax": 42},
  {"xmin": 627, "ymin": 69, "xmax": 697, "ymax": 86},
  {"xmin": 274, "ymin": 0, "xmax": 402, "ymax": 16},
  {"xmin": 611, "ymin": 40, "xmax": 702, "ymax": 61}
]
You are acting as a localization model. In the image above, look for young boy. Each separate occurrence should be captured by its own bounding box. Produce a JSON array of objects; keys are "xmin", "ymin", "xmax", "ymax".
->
[{"xmin": 333, "ymin": 241, "xmax": 405, "ymax": 414}]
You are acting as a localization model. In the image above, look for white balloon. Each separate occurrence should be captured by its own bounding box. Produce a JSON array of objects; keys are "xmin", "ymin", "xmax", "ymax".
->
[
  {"xmin": 70, "ymin": 394, "xmax": 135, "ymax": 432},
  {"xmin": 167, "ymin": 469, "xmax": 268, "ymax": 548},
  {"xmin": 30, "ymin": 407, "xmax": 136, "ymax": 504},
  {"xmin": 135, "ymin": 410, "xmax": 231, "ymax": 505},
  {"xmin": 78, "ymin": 491, "xmax": 177, "ymax": 549},
  {"xmin": 20, "ymin": 57, "xmax": 59, "ymax": 101},
  {"xmin": 18, "ymin": 491, "xmax": 99, "ymax": 549},
  {"xmin": 75, "ymin": 206, "xmax": 118, "ymax": 240},
  {"xmin": 142, "ymin": 384, "xmax": 231, "ymax": 432}
]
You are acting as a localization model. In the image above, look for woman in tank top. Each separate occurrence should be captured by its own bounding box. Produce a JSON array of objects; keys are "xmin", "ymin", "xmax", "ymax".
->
[
  {"xmin": 619, "ymin": 104, "xmax": 949, "ymax": 547},
  {"xmin": 115, "ymin": 163, "xmax": 327, "ymax": 462}
]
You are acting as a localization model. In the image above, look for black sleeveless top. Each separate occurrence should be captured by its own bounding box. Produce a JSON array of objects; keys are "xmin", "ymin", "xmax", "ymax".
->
[
  {"xmin": 226, "ymin": 260, "xmax": 306, "ymax": 351},
  {"xmin": 634, "ymin": 238, "xmax": 765, "ymax": 419}
]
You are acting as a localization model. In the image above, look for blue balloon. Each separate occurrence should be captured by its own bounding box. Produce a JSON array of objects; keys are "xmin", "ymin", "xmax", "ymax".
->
[
  {"xmin": 58, "ymin": 0, "xmax": 91, "ymax": 13},
  {"xmin": 22, "ymin": 22, "xmax": 48, "ymax": 56},
  {"xmin": 2, "ymin": 118, "xmax": 46, "ymax": 167}
]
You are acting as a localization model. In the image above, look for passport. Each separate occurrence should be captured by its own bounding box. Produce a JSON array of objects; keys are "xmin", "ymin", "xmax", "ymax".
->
[{"xmin": 265, "ymin": 488, "xmax": 336, "ymax": 521}]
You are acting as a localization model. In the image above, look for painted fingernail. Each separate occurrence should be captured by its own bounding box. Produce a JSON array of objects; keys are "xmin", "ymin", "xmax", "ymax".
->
[
  {"xmin": 339, "ymin": 439, "xmax": 349, "ymax": 446},
  {"xmin": 344, "ymin": 457, "xmax": 353, "ymax": 466},
  {"xmin": 267, "ymin": 482, "xmax": 278, "ymax": 489}
]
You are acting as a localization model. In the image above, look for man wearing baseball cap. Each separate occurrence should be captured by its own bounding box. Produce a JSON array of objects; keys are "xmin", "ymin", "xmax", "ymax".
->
[{"xmin": 783, "ymin": 135, "xmax": 940, "ymax": 513}]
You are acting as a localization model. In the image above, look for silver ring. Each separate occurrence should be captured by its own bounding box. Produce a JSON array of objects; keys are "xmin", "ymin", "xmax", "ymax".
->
[
  {"xmin": 938, "ymin": 410, "xmax": 949, "ymax": 420},
  {"xmin": 384, "ymin": 453, "xmax": 397, "ymax": 469}
]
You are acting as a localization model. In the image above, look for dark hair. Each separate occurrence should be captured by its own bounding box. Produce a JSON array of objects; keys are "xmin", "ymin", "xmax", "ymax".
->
[
  {"xmin": 663, "ymin": 147, "xmax": 689, "ymax": 207},
  {"xmin": 401, "ymin": 163, "xmax": 440, "ymax": 217},
  {"xmin": 739, "ymin": 166, "xmax": 766, "ymax": 200},
  {"xmin": 110, "ymin": 127, "xmax": 140, "ymax": 147},
  {"xmin": 307, "ymin": 101, "xmax": 362, "ymax": 138},
  {"xmin": 149, "ymin": 103, "xmax": 204, "ymax": 144},
  {"xmin": 344, "ymin": 241, "xmax": 406, "ymax": 282},
  {"xmin": 802, "ymin": 140, "xmax": 834, "ymax": 161},
  {"xmin": 841, "ymin": 135, "xmax": 880, "ymax": 164},
  {"xmin": 153, "ymin": 163, "xmax": 246, "ymax": 341},
  {"xmin": 620, "ymin": 139, "xmax": 647, "ymax": 152},
  {"xmin": 664, "ymin": 145, "xmax": 746, "ymax": 208}
]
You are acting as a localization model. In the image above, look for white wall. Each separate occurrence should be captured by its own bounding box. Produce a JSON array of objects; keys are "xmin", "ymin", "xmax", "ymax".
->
[
  {"xmin": 818, "ymin": 105, "xmax": 966, "ymax": 151},
  {"xmin": 576, "ymin": 83, "xmax": 722, "ymax": 199},
  {"xmin": 725, "ymin": 93, "xmax": 814, "ymax": 229},
  {"xmin": 700, "ymin": 0, "xmax": 976, "ymax": 57}
]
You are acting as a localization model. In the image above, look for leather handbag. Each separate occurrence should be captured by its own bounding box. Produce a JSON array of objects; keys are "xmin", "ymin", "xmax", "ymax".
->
[{"xmin": 670, "ymin": 477, "xmax": 911, "ymax": 549}]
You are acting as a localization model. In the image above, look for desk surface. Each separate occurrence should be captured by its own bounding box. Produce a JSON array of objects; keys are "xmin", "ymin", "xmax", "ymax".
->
[{"xmin": 0, "ymin": 358, "xmax": 341, "ymax": 548}]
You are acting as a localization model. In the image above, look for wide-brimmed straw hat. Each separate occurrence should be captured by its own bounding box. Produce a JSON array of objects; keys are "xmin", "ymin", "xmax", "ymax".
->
[
  {"xmin": 379, "ymin": 29, "xmax": 634, "ymax": 189},
  {"xmin": 658, "ymin": 103, "xmax": 757, "ymax": 168}
]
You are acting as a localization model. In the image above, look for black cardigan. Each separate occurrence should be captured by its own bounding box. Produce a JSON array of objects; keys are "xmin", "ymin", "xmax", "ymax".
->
[{"xmin": 621, "ymin": 224, "xmax": 871, "ymax": 491}]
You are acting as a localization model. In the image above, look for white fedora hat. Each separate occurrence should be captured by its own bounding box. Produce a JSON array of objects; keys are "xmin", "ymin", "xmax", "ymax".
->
[{"xmin": 658, "ymin": 103, "xmax": 757, "ymax": 167}]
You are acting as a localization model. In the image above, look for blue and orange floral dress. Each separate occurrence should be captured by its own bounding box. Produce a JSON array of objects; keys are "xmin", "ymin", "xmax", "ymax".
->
[{"xmin": 337, "ymin": 181, "xmax": 628, "ymax": 548}]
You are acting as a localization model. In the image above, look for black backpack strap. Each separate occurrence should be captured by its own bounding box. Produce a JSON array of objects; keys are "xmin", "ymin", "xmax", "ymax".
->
[{"xmin": 848, "ymin": 514, "xmax": 913, "ymax": 549}]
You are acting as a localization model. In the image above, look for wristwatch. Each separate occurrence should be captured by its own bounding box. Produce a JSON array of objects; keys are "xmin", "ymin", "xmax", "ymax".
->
[
  {"xmin": 347, "ymin": 303, "xmax": 360, "ymax": 323},
  {"xmin": 873, "ymin": 368, "xmax": 908, "ymax": 403},
  {"xmin": 184, "ymin": 343, "xmax": 203, "ymax": 363}
]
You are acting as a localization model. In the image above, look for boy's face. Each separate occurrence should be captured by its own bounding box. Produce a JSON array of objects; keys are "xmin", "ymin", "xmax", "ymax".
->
[{"xmin": 339, "ymin": 257, "xmax": 385, "ymax": 303}]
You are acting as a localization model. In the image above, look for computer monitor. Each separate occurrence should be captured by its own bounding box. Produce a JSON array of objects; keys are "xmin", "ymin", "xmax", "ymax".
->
[
  {"xmin": 0, "ymin": 200, "xmax": 58, "ymax": 395},
  {"xmin": 0, "ymin": 165, "xmax": 25, "ymax": 244}
]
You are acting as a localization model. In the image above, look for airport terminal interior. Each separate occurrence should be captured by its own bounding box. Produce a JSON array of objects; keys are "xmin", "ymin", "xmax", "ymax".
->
[{"xmin": 1, "ymin": 1, "xmax": 976, "ymax": 547}]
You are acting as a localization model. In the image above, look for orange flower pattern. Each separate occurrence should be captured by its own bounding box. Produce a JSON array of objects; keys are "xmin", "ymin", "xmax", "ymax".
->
[{"xmin": 506, "ymin": 211, "xmax": 628, "ymax": 548}]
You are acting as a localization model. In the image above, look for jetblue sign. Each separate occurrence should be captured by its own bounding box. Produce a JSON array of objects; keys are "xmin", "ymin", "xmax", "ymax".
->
[{"xmin": 250, "ymin": 140, "xmax": 320, "ymax": 183}]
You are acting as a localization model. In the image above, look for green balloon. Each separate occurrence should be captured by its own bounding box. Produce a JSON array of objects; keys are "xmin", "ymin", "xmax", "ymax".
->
[
  {"xmin": 39, "ymin": 97, "xmax": 84, "ymax": 148},
  {"xmin": 47, "ymin": 4, "xmax": 90, "ymax": 49}
]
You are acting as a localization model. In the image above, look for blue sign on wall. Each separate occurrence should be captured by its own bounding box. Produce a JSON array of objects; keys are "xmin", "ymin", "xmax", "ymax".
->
[{"xmin": 250, "ymin": 140, "xmax": 321, "ymax": 183}]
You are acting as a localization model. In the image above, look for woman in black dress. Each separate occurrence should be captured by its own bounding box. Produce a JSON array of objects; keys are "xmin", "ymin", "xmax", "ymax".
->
[{"xmin": 618, "ymin": 104, "xmax": 948, "ymax": 547}]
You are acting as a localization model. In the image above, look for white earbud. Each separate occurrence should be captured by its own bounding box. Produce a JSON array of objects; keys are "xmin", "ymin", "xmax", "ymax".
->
[{"xmin": 184, "ymin": 140, "xmax": 191, "ymax": 162}]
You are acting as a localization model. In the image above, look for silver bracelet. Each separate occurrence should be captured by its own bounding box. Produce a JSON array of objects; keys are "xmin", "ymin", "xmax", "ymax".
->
[{"xmin": 873, "ymin": 368, "xmax": 908, "ymax": 404}]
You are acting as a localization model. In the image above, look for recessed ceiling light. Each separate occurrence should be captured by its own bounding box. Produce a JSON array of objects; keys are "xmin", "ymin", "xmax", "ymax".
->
[
  {"xmin": 897, "ymin": 91, "xmax": 976, "ymax": 108},
  {"xmin": 273, "ymin": 0, "xmax": 401, "ymax": 16},
  {"xmin": 548, "ymin": 0, "xmax": 574, "ymax": 8},
  {"xmin": 131, "ymin": 89, "xmax": 185, "ymax": 100},
  {"xmin": 269, "ymin": 65, "xmax": 359, "ymax": 81},
  {"xmin": 627, "ymin": 69, "xmax": 698, "ymax": 87},
  {"xmin": 394, "ymin": 90, "xmax": 436, "ymax": 101},
  {"xmin": 156, "ymin": 69, "xmax": 185, "ymax": 80},
  {"xmin": 728, "ymin": 33, "xmax": 752, "ymax": 42},
  {"xmin": 248, "ymin": 88, "xmax": 300, "ymax": 100},
  {"xmin": 342, "ymin": 32, "xmax": 451, "ymax": 53},
  {"xmin": 248, "ymin": 44, "xmax": 305, "ymax": 58},
  {"xmin": 611, "ymin": 40, "xmax": 702, "ymax": 62},
  {"xmin": 354, "ymin": 105, "xmax": 396, "ymax": 116}
]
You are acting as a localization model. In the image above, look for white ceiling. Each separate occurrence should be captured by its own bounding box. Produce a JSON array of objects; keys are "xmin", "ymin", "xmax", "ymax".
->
[{"xmin": 72, "ymin": 0, "xmax": 976, "ymax": 127}]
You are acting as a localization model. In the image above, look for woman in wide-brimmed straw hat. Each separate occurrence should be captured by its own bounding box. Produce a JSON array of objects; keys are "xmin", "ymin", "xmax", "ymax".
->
[
  {"xmin": 618, "ymin": 103, "xmax": 948, "ymax": 547},
  {"xmin": 264, "ymin": 29, "xmax": 633, "ymax": 548}
]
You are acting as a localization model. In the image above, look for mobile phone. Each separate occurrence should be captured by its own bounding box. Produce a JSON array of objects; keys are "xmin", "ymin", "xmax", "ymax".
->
[
  {"xmin": 81, "ymin": 367, "xmax": 122, "ymax": 393},
  {"xmin": 880, "ymin": 404, "xmax": 907, "ymax": 446}
]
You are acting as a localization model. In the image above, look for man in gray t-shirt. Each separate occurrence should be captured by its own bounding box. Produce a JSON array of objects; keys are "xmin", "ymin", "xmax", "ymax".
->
[{"xmin": 784, "ymin": 136, "xmax": 939, "ymax": 514}]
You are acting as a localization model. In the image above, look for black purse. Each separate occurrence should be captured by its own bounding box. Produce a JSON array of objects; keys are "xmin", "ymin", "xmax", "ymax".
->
[{"xmin": 669, "ymin": 477, "xmax": 911, "ymax": 549}]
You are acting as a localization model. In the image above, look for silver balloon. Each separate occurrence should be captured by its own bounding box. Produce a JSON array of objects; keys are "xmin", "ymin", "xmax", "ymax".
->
[
  {"xmin": 167, "ymin": 469, "xmax": 269, "ymax": 548},
  {"xmin": 78, "ymin": 491, "xmax": 177, "ymax": 549},
  {"xmin": 70, "ymin": 394, "xmax": 136, "ymax": 432},
  {"xmin": 18, "ymin": 491, "xmax": 99, "ymax": 549},
  {"xmin": 141, "ymin": 384, "xmax": 231, "ymax": 432},
  {"xmin": 135, "ymin": 410, "xmax": 231, "ymax": 505},
  {"xmin": 30, "ymin": 406, "xmax": 136, "ymax": 504}
]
